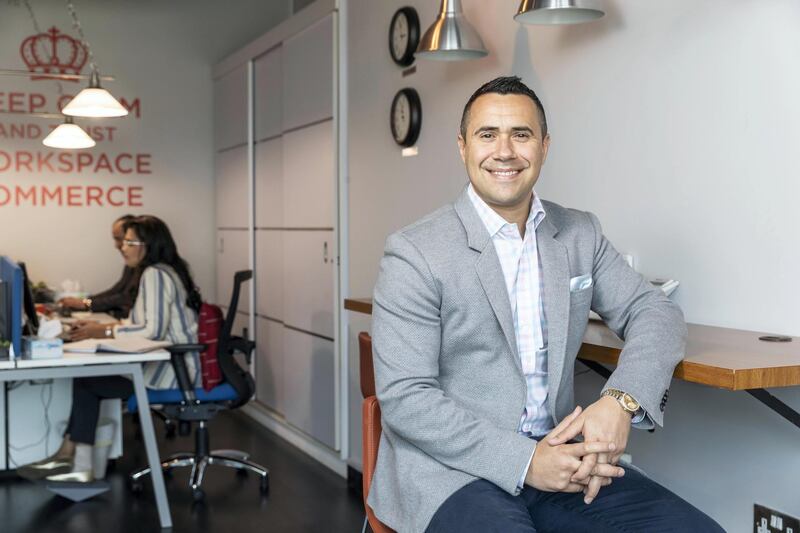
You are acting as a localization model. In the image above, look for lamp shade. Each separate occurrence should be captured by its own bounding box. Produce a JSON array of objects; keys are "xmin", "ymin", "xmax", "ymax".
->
[
  {"xmin": 515, "ymin": 0, "xmax": 605, "ymax": 25},
  {"xmin": 416, "ymin": 0, "xmax": 488, "ymax": 61},
  {"xmin": 61, "ymin": 70, "xmax": 129, "ymax": 118},
  {"xmin": 42, "ymin": 117, "xmax": 96, "ymax": 149}
]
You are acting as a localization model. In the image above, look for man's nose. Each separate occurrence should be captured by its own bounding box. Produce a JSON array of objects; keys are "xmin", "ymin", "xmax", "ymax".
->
[{"xmin": 494, "ymin": 135, "xmax": 514, "ymax": 159}]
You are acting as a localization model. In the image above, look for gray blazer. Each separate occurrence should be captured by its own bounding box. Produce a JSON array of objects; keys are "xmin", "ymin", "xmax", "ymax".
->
[{"xmin": 368, "ymin": 188, "xmax": 687, "ymax": 533}]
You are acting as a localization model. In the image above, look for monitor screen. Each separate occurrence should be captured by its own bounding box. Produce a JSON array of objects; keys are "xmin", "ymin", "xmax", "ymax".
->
[
  {"xmin": 17, "ymin": 262, "xmax": 39, "ymax": 336},
  {"xmin": 0, "ymin": 257, "xmax": 23, "ymax": 358}
]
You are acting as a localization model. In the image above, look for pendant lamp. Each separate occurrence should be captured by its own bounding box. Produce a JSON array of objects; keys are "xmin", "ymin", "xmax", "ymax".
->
[
  {"xmin": 61, "ymin": 68, "xmax": 128, "ymax": 118},
  {"xmin": 42, "ymin": 116, "xmax": 96, "ymax": 149},
  {"xmin": 416, "ymin": 0, "xmax": 488, "ymax": 61},
  {"xmin": 515, "ymin": 0, "xmax": 605, "ymax": 25}
]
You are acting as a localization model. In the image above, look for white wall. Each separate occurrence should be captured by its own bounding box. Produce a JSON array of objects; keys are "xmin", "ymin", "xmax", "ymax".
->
[
  {"xmin": 346, "ymin": 1, "xmax": 800, "ymax": 531},
  {"xmin": 0, "ymin": 0, "xmax": 289, "ymax": 300}
]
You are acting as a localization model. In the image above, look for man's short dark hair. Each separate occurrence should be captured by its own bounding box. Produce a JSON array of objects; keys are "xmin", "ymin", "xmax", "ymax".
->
[{"xmin": 460, "ymin": 76, "xmax": 548, "ymax": 139}]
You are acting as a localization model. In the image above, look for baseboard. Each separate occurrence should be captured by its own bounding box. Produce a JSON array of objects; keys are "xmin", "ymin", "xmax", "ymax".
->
[{"xmin": 240, "ymin": 403, "xmax": 347, "ymax": 477}]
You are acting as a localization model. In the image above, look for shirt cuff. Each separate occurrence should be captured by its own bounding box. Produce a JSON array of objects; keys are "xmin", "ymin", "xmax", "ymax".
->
[
  {"xmin": 631, "ymin": 407, "xmax": 655, "ymax": 430},
  {"xmin": 515, "ymin": 442, "xmax": 537, "ymax": 494}
]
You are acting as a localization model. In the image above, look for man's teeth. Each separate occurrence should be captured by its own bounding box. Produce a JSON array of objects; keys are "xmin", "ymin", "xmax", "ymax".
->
[{"xmin": 492, "ymin": 170, "xmax": 519, "ymax": 176}]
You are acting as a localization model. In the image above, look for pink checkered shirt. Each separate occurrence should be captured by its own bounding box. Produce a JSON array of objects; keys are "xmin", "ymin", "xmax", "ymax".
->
[{"xmin": 467, "ymin": 184, "xmax": 554, "ymax": 438}]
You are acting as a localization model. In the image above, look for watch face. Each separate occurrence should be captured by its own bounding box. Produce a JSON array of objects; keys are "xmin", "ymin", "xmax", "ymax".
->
[
  {"xmin": 623, "ymin": 395, "xmax": 640, "ymax": 411},
  {"xmin": 389, "ymin": 7, "xmax": 420, "ymax": 67},
  {"xmin": 390, "ymin": 88, "xmax": 422, "ymax": 147}
]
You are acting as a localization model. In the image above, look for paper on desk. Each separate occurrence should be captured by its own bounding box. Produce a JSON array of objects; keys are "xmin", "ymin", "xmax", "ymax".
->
[
  {"xmin": 64, "ymin": 338, "xmax": 171, "ymax": 354},
  {"xmin": 63, "ymin": 339, "xmax": 102, "ymax": 353},
  {"xmin": 37, "ymin": 316, "xmax": 63, "ymax": 339}
]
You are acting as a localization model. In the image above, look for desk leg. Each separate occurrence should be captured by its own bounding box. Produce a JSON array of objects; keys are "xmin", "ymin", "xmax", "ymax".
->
[
  {"xmin": 131, "ymin": 366, "xmax": 172, "ymax": 529},
  {"xmin": 747, "ymin": 389, "xmax": 800, "ymax": 430}
]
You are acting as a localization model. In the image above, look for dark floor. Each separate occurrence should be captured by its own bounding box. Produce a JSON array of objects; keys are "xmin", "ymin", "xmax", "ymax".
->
[{"xmin": 0, "ymin": 411, "xmax": 366, "ymax": 533}]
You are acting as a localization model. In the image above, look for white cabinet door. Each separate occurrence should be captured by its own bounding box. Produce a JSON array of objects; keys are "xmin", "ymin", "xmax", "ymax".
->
[
  {"xmin": 283, "ymin": 230, "xmax": 335, "ymax": 339},
  {"xmin": 255, "ymin": 230, "xmax": 283, "ymax": 320},
  {"xmin": 282, "ymin": 120, "xmax": 334, "ymax": 228},
  {"xmin": 254, "ymin": 46, "xmax": 282, "ymax": 142},
  {"xmin": 282, "ymin": 327, "xmax": 335, "ymax": 449},
  {"xmin": 216, "ymin": 229, "xmax": 251, "ymax": 314},
  {"xmin": 215, "ymin": 145, "xmax": 249, "ymax": 229},
  {"xmin": 214, "ymin": 65, "xmax": 248, "ymax": 151},
  {"xmin": 282, "ymin": 14, "xmax": 334, "ymax": 131},
  {"xmin": 255, "ymin": 317, "xmax": 284, "ymax": 415},
  {"xmin": 254, "ymin": 137, "xmax": 282, "ymax": 228}
]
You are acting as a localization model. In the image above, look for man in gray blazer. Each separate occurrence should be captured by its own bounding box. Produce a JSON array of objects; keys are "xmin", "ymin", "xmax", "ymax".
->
[{"xmin": 369, "ymin": 77, "xmax": 723, "ymax": 533}]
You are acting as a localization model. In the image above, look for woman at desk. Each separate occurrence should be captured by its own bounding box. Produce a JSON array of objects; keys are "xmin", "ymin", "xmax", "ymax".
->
[{"xmin": 21, "ymin": 215, "xmax": 202, "ymax": 483}]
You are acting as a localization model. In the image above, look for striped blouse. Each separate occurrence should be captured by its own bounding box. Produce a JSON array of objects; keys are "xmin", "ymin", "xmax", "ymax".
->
[{"xmin": 113, "ymin": 263, "xmax": 199, "ymax": 390}]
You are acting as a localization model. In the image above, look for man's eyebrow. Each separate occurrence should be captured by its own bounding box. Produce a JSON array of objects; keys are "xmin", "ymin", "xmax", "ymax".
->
[{"xmin": 472, "ymin": 125, "xmax": 536, "ymax": 135}]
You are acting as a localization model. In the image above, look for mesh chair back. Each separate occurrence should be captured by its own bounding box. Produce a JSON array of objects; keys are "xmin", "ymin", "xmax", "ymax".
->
[{"xmin": 198, "ymin": 302, "xmax": 224, "ymax": 392}]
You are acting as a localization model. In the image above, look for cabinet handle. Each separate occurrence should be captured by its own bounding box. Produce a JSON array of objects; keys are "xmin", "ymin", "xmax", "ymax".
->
[
  {"xmin": 219, "ymin": 236, "xmax": 225, "ymax": 254},
  {"xmin": 323, "ymin": 241, "xmax": 328, "ymax": 263}
]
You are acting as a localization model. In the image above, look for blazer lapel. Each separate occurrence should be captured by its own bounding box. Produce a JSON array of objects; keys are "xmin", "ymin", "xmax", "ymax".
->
[
  {"xmin": 537, "ymin": 217, "xmax": 570, "ymax": 420},
  {"xmin": 454, "ymin": 190, "xmax": 521, "ymax": 371}
]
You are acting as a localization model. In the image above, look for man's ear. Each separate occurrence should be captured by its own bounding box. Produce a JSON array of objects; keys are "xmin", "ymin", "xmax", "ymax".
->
[
  {"xmin": 541, "ymin": 133, "xmax": 551, "ymax": 164},
  {"xmin": 457, "ymin": 134, "xmax": 467, "ymax": 164}
]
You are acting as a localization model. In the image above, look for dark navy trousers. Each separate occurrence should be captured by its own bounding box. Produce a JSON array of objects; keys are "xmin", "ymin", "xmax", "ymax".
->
[{"xmin": 425, "ymin": 467, "xmax": 724, "ymax": 533}]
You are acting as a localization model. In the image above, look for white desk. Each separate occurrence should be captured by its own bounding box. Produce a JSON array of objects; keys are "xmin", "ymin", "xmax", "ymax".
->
[
  {"xmin": 0, "ymin": 359, "xmax": 14, "ymax": 370},
  {"xmin": 0, "ymin": 350, "xmax": 173, "ymax": 529}
]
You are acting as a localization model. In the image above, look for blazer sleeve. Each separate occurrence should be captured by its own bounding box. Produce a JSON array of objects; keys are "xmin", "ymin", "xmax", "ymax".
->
[
  {"xmin": 89, "ymin": 267, "xmax": 138, "ymax": 318},
  {"xmin": 114, "ymin": 267, "xmax": 173, "ymax": 340},
  {"xmin": 586, "ymin": 211, "xmax": 687, "ymax": 426},
  {"xmin": 372, "ymin": 232, "xmax": 536, "ymax": 495}
]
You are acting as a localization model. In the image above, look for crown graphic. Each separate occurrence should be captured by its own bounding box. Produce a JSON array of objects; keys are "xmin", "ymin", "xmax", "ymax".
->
[{"xmin": 20, "ymin": 26, "xmax": 88, "ymax": 81}]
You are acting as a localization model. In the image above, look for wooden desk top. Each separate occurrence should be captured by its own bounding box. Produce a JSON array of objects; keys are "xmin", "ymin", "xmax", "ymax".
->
[{"xmin": 344, "ymin": 298, "xmax": 800, "ymax": 391}]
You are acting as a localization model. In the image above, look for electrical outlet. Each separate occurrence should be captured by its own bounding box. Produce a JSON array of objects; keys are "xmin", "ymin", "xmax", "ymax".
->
[{"xmin": 755, "ymin": 504, "xmax": 800, "ymax": 533}]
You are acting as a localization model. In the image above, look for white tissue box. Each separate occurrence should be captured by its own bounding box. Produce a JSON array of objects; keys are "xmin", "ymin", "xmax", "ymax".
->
[{"xmin": 23, "ymin": 337, "xmax": 64, "ymax": 359}]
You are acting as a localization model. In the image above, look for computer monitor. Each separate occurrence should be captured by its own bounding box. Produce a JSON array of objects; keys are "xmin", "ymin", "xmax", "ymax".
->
[
  {"xmin": 0, "ymin": 257, "xmax": 23, "ymax": 358},
  {"xmin": 17, "ymin": 262, "xmax": 39, "ymax": 336}
]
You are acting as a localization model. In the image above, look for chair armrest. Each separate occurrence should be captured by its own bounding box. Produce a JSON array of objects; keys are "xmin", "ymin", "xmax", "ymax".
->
[
  {"xmin": 168, "ymin": 346, "xmax": 205, "ymax": 402},
  {"xmin": 167, "ymin": 343, "xmax": 207, "ymax": 354},
  {"xmin": 228, "ymin": 336, "xmax": 255, "ymax": 364}
]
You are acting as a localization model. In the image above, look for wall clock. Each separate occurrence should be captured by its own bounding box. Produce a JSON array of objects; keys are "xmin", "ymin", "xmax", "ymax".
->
[
  {"xmin": 389, "ymin": 7, "xmax": 420, "ymax": 67},
  {"xmin": 390, "ymin": 88, "xmax": 422, "ymax": 147}
]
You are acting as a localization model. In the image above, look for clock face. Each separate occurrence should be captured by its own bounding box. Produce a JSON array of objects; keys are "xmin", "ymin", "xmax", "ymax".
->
[
  {"xmin": 391, "ymin": 13, "xmax": 409, "ymax": 61},
  {"xmin": 389, "ymin": 7, "xmax": 420, "ymax": 67},
  {"xmin": 390, "ymin": 88, "xmax": 422, "ymax": 147}
]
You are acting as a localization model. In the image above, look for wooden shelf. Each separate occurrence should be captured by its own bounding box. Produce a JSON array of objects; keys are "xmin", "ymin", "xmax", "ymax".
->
[{"xmin": 344, "ymin": 298, "xmax": 800, "ymax": 391}]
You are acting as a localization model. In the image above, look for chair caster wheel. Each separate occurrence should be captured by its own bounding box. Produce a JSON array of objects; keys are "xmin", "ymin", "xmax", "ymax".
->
[
  {"xmin": 259, "ymin": 475, "xmax": 269, "ymax": 494},
  {"xmin": 192, "ymin": 488, "xmax": 205, "ymax": 502},
  {"xmin": 130, "ymin": 479, "xmax": 144, "ymax": 494}
]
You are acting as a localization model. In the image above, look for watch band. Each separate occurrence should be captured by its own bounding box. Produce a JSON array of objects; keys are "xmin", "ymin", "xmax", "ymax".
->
[{"xmin": 82, "ymin": 298, "xmax": 92, "ymax": 311}]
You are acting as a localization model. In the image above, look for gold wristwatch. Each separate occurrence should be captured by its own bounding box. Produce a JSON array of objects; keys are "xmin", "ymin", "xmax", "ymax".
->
[{"xmin": 601, "ymin": 388, "xmax": 640, "ymax": 415}]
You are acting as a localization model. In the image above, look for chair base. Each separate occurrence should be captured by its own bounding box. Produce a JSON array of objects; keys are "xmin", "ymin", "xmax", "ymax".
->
[{"xmin": 130, "ymin": 449, "xmax": 269, "ymax": 501}]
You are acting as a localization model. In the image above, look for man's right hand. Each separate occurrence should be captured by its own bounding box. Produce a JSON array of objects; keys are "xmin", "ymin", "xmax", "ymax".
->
[
  {"xmin": 59, "ymin": 297, "xmax": 87, "ymax": 310},
  {"xmin": 524, "ymin": 406, "xmax": 625, "ymax": 493}
]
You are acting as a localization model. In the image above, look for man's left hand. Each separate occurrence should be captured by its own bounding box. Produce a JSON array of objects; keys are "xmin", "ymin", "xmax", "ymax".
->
[
  {"xmin": 546, "ymin": 396, "xmax": 632, "ymax": 503},
  {"xmin": 69, "ymin": 321, "xmax": 114, "ymax": 341}
]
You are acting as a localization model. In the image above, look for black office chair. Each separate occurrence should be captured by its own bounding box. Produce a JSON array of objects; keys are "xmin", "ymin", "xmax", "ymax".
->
[{"xmin": 128, "ymin": 270, "xmax": 269, "ymax": 501}]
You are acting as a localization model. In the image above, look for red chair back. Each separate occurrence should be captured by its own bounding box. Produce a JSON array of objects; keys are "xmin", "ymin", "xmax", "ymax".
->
[
  {"xmin": 359, "ymin": 332, "xmax": 395, "ymax": 533},
  {"xmin": 198, "ymin": 302, "xmax": 224, "ymax": 391}
]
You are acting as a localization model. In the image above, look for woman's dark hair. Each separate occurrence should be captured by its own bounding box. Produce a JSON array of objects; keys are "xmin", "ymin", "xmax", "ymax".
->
[{"xmin": 124, "ymin": 215, "xmax": 202, "ymax": 313}]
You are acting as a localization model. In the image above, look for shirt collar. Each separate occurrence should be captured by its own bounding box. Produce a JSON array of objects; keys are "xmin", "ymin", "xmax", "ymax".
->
[{"xmin": 467, "ymin": 183, "xmax": 546, "ymax": 239}]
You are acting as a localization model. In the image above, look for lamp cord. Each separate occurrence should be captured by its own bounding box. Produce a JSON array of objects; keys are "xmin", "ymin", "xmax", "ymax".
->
[{"xmin": 65, "ymin": 0, "xmax": 98, "ymax": 75}]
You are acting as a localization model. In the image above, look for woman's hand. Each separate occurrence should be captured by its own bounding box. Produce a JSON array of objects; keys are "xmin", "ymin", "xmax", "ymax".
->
[{"xmin": 69, "ymin": 321, "xmax": 116, "ymax": 341}]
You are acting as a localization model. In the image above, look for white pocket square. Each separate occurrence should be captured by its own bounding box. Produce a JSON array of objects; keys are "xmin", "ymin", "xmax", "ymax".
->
[{"xmin": 569, "ymin": 274, "xmax": 593, "ymax": 292}]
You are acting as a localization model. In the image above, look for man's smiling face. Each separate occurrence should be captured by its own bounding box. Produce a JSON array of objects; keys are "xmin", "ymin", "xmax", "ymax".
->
[{"xmin": 458, "ymin": 93, "xmax": 550, "ymax": 216}]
